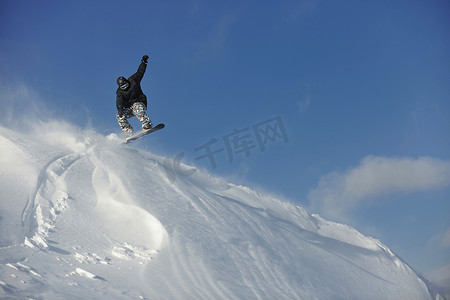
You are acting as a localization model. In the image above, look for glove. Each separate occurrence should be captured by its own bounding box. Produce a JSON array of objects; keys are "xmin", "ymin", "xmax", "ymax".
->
[{"xmin": 142, "ymin": 55, "xmax": 149, "ymax": 64}]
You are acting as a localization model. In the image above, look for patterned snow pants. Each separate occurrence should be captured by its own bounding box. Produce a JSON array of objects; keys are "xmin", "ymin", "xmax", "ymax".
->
[{"xmin": 116, "ymin": 102, "xmax": 152, "ymax": 135}]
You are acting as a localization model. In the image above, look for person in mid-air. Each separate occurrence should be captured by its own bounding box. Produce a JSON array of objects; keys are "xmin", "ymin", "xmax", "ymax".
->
[{"xmin": 116, "ymin": 55, "xmax": 152, "ymax": 136}]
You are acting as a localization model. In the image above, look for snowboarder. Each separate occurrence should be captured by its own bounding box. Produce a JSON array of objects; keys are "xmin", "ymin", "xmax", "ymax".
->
[{"xmin": 116, "ymin": 55, "xmax": 152, "ymax": 136}]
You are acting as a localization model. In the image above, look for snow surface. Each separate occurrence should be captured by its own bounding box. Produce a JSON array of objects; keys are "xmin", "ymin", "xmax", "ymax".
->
[{"xmin": 0, "ymin": 122, "xmax": 433, "ymax": 299}]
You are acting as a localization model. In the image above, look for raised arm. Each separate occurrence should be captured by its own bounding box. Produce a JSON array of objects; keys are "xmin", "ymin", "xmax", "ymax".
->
[{"xmin": 131, "ymin": 55, "xmax": 149, "ymax": 83}]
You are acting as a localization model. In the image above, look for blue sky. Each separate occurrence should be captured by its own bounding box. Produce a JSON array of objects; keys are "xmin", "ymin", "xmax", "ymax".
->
[{"xmin": 1, "ymin": 0, "xmax": 449, "ymax": 286}]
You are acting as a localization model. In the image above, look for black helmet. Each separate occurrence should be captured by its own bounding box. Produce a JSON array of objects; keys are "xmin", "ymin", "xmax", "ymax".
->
[{"xmin": 117, "ymin": 76, "xmax": 129, "ymax": 90}]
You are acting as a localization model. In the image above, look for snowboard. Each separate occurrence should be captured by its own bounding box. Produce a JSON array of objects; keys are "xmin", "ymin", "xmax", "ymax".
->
[{"xmin": 122, "ymin": 123, "xmax": 165, "ymax": 144}]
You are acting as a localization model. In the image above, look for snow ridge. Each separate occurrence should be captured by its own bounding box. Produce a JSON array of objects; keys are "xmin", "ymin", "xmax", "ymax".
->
[{"xmin": 0, "ymin": 123, "xmax": 432, "ymax": 299}]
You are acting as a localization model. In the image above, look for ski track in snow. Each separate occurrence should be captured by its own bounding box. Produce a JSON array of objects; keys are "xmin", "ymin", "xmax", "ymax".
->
[
  {"xmin": 0, "ymin": 125, "xmax": 434, "ymax": 299},
  {"xmin": 19, "ymin": 142, "xmax": 165, "ymax": 259}
]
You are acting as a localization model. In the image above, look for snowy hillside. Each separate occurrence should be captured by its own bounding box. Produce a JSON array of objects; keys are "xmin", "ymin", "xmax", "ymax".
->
[{"xmin": 0, "ymin": 122, "xmax": 432, "ymax": 299}]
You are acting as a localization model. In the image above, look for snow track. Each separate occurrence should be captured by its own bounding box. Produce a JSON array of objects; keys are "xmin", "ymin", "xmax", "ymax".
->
[
  {"xmin": 16, "ymin": 136, "xmax": 167, "ymax": 260},
  {"xmin": 0, "ymin": 124, "xmax": 432, "ymax": 299},
  {"xmin": 23, "ymin": 153, "xmax": 84, "ymax": 249}
]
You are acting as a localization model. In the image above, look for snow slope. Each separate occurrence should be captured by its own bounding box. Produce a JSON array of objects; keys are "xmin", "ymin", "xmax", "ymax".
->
[{"xmin": 0, "ymin": 122, "xmax": 432, "ymax": 299}]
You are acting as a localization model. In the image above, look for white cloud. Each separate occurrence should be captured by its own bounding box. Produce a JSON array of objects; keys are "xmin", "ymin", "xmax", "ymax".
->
[
  {"xmin": 182, "ymin": 12, "xmax": 238, "ymax": 63},
  {"xmin": 441, "ymin": 228, "xmax": 450, "ymax": 248},
  {"xmin": 298, "ymin": 95, "xmax": 311, "ymax": 112},
  {"xmin": 426, "ymin": 263, "xmax": 450, "ymax": 297},
  {"xmin": 0, "ymin": 82, "xmax": 43, "ymax": 128},
  {"xmin": 308, "ymin": 156, "xmax": 450, "ymax": 222}
]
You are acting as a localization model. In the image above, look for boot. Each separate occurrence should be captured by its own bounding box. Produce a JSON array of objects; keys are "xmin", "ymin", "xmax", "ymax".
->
[{"xmin": 142, "ymin": 122, "xmax": 153, "ymax": 131}]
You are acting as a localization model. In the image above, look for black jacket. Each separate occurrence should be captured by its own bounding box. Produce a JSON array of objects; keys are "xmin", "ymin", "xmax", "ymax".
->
[{"xmin": 116, "ymin": 61, "xmax": 148, "ymax": 114}]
